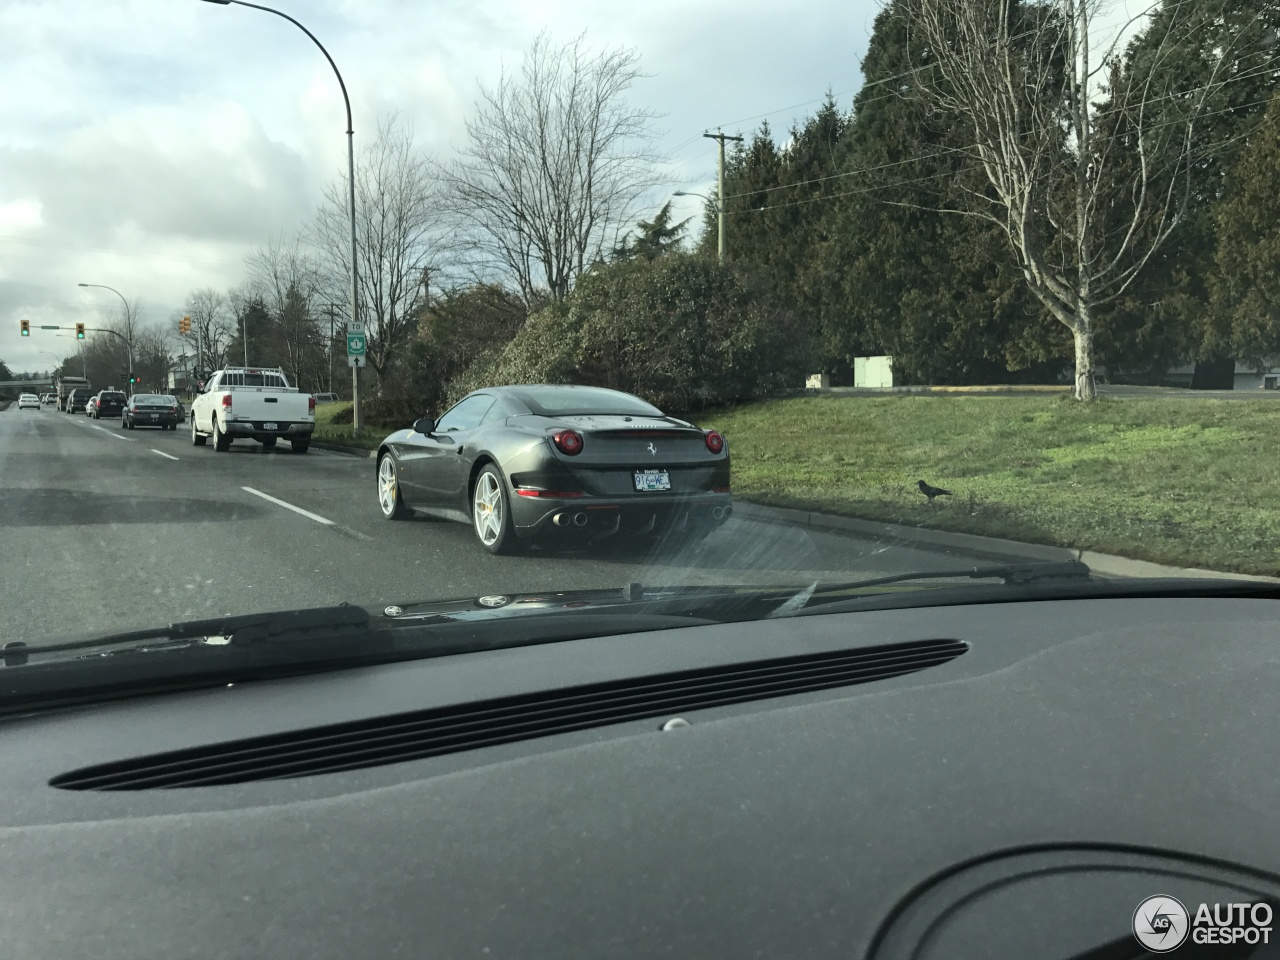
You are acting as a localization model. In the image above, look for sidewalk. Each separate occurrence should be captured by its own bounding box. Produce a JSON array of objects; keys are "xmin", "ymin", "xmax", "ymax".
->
[{"xmin": 733, "ymin": 500, "xmax": 1280, "ymax": 584}]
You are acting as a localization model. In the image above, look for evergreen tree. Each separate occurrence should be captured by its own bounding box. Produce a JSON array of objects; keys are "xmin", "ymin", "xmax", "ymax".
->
[{"xmin": 1213, "ymin": 91, "xmax": 1280, "ymax": 366}]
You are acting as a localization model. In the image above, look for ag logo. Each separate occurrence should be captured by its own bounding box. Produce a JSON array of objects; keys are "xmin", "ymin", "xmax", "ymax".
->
[{"xmin": 1134, "ymin": 895, "xmax": 1190, "ymax": 952}]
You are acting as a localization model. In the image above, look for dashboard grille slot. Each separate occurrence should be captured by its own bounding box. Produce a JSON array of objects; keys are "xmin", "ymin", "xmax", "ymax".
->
[{"xmin": 49, "ymin": 638, "xmax": 966, "ymax": 790}]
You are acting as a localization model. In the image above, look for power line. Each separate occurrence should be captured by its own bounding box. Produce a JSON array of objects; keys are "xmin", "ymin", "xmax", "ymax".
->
[{"xmin": 717, "ymin": 50, "xmax": 1279, "ymax": 203}]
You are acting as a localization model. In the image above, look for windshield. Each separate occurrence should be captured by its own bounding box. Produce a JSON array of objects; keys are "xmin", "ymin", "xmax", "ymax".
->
[{"xmin": 1, "ymin": 1, "xmax": 1276, "ymax": 665}]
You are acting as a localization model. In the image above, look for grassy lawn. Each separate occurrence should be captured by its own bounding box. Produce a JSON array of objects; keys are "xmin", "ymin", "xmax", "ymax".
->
[
  {"xmin": 311, "ymin": 401, "xmax": 389, "ymax": 450},
  {"xmin": 701, "ymin": 395, "xmax": 1280, "ymax": 577}
]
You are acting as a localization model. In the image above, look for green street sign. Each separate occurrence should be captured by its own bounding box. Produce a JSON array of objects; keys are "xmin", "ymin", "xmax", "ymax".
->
[{"xmin": 346, "ymin": 332, "xmax": 366, "ymax": 356}]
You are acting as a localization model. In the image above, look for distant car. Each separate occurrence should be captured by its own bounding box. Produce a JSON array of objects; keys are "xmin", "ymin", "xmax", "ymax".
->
[
  {"xmin": 65, "ymin": 389, "xmax": 94, "ymax": 414},
  {"xmin": 40, "ymin": 393, "xmax": 56, "ymax": 405},
  {"xmin": 90, "ymin": 390, "xmax": 126, "ymax": 420},
  {"xmin": 375, "ymin": 385, "xmax": 732, "ymax": 554},
  {"xmin": 17, "ymin": 394, "xmax": 39, "ymax": 410},
  {"xmin": 122, "ymin": 394, "xmax": 182, "ymax": 431},
  {"xmin": 313, "ymin": 392, "xmax": 340, "ymax": 405}
]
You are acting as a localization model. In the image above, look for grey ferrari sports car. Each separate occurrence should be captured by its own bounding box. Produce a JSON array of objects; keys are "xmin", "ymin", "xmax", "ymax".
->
[{"xmin": 375, "ymin": 385, "xmax": 732, "ymax": 554}]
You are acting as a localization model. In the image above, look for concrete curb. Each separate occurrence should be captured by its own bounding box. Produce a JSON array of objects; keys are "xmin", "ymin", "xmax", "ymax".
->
[
  {"xmin": 312, "ymin": 440, "xmax": 377, "ymax": 458},
  {"xmin": 734, "ymin": 500, "xmax": 1280, "ymax": 584}
]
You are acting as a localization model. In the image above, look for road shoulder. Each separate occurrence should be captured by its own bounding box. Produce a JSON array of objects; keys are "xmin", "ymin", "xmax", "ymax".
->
[{"xmin": 734, "ymin": 500, "xmax": 1280, "ymax": 583}]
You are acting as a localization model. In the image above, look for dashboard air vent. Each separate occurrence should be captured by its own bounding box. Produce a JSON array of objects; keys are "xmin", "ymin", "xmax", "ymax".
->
[{"xmin": 50, "ymin": 638, "xmax": 966, "ymax": 790}]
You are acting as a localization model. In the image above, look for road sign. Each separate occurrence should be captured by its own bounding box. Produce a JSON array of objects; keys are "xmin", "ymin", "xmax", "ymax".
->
[
  {"xmin": 346, "ymin": 332, "xmax": 366, "ymax": 356},
  {"xmin": 346, "ymin": 321, "xmax": 363, "ymax": 333},
  {"xmin": 348, "ymin": 354, "xmax": 365, "ymax": 369}
]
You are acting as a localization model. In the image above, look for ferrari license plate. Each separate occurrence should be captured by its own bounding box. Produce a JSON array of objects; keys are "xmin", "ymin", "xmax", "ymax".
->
[
  {"xmin": 263, "ymin": 422, "xmax": 278, "ymax": 430},
  {"xmin": 634, "ymin": 469, "xmax": 671, "ymax": 492}
]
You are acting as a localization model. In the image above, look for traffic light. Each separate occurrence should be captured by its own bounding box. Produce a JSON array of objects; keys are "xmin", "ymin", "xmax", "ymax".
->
[
  {"xmin": 75, "ymin": 322, "xmax": 85, "ymax": 340},
  {"xmin": 179, "ymin": 315, "xmax": 191, "ymax": 334},
  {"xmin": 19, "ymin": 319, "xmax": 29, "ymax": 337}
]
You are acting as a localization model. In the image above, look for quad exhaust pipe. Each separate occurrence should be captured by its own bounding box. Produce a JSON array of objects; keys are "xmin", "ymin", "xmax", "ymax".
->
[
  {"xmin": 552, "ymin": 512, "xmax": 590, "ymax": 528},
  {"xmin": 712, "ymin": 505, "xmax": 732, "ymax": 521},
  {"xmin": 573, "ymin": 512, "xmax": 588, "ymax": 527},
  {"xmin": 553, "ymin": 512, "xmax": 570, "ymax": 527}
]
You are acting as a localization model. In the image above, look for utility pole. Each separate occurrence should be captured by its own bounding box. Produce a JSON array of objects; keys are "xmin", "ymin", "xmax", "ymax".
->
[
  {"xmin": 703, "ymin": 130, "xmax": 743, "ymax": 264},
  {"xmin": 327, "ymin": 303, "xmax": 336, "ymax": 394}
]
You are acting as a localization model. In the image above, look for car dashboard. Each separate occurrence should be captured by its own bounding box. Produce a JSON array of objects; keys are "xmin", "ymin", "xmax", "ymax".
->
[{"xmin": 1, "ymin": 595, "xmax": 1278, "ymax": 959}]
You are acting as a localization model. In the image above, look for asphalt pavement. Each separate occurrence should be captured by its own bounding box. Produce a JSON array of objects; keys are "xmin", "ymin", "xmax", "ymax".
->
[{"xmin": 0, "ymin": 403, "xmax": 1034, "ymax": 646}]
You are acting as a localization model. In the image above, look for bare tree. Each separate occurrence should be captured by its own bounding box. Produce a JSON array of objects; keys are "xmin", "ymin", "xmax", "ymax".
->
[
  {"xmin": 901, "ymin": 0, "xmax": 1245, "ymax": 399},
  {"xmin": 443, "ymin": 31, "xmax": 664, "ymax": 305},
  {"xmin": 244, "ymin": 233, "xmax": 323, "ymax": 385},
  {"xmin": 311, "ymin": 113, "xmax": 447, "ymax": 378},
  {"xmin": 185, "ymin": 287, "xmax": 232, "ymax": 375}
]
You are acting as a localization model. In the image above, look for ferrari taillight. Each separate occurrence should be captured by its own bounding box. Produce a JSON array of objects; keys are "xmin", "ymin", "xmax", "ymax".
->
[
  {"xmin": 552, "ymin": 430, "xmax": 584, "ymax": 456},
  {"xmin": 705, "ymin": 431, "xmax": 725, "ymax": 454}
]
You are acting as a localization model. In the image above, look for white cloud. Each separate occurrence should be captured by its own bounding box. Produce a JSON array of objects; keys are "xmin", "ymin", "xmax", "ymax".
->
[{"xmin": 1, "ymin": 0, "xmax": 888, "ymax": 372}]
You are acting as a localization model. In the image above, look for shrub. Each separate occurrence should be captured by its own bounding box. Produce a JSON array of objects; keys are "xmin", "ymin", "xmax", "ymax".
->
[{"xmin": 478, "ymin": 253, "xmax": 811, "ymax": 413}]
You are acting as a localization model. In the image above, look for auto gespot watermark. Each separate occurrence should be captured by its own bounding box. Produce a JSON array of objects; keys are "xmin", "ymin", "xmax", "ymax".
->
[{"xmin": 1133, "ymin": 895, "xmax": 1273, "ymax": 952}]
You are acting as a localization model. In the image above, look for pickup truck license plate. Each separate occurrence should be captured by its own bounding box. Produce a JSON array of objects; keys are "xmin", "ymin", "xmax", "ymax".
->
[
  {"xmin": 634, "ymin": 469, "xmax": 671, "ymax": 492},
  {"xmin": 263, "ymin": 422, "xmax": 278, "ymax": 430},
  {"xmin": 150, "ymin": 414, "xmax": 158, "ymax": 420}
]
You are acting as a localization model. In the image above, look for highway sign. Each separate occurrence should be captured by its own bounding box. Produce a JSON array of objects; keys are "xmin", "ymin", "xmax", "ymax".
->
[
  {"xmin": 346, "ymin": 332, "xmax": 366, "ymax": 356},
  {"xmin": 348, "ymin": 354, "xmax": 365, "ymax": 369}
]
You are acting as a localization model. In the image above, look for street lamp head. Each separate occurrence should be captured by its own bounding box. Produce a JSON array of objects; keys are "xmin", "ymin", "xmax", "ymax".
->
[{"xmin": 77, "ymin": 282, "xmax": 88, "ymax": 287}]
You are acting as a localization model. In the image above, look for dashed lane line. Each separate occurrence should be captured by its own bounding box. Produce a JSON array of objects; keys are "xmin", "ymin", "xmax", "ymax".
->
[{"xmin": 241, "ymin": 486, "xmax": 335, "ymax": 526}]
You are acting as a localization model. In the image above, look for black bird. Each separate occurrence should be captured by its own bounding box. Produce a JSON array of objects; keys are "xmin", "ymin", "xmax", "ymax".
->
[{"xmin": 917, "ymin": 480, "xmax": 953, "ymax": 503}]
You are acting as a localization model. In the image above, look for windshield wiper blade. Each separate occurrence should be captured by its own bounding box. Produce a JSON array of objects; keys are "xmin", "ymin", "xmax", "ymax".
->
[
  {"xmin": 780, "ymin": 560, "xmax": 1094, "ymax": 618},
  {"xmin": 817, "ymin": 560, "xmax": 1093, "ymax": 594},
  {"xmin": 2, "ymin": 604, "xmax": 376, "ymax": 666}
]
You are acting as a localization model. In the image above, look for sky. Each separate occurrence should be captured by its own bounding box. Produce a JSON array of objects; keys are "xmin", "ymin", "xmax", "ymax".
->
[{"xmin": 0, "ymin": 0, "xmax": 1150, "ymax": 374}]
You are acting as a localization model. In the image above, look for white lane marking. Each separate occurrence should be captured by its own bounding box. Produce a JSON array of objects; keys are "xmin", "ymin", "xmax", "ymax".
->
[
  {"xmin": 91, "ymin": 424, "xmax": 134, "ymax": 442},
  {"xmin": 241, "ymin": 486, "xmax": 335, "ymax": 526},
  {"xmin": 150, "ymin": 449, "xmax": 180, "ymax": 461}
]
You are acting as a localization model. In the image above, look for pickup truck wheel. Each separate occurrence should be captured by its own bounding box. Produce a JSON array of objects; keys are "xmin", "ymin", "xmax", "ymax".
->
[
  {"xmin": 378, "ymin": 454, "xmax": 409, "ymax": 520},
  {"xmin": 290, "ymin": 439, "xmax": 310, "ymax": 454},
  {"xmin": 213, "ymin": 420, "xmax": 231, "ymax": 452},
  {"xmin": 191, "ymin": 418, "xmax": 206, "ymax": 446}
]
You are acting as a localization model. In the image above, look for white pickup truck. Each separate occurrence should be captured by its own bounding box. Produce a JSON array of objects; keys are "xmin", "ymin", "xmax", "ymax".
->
[{"xmin": 190, "ymin": 366, "xmax": 315, "ymax": 453}]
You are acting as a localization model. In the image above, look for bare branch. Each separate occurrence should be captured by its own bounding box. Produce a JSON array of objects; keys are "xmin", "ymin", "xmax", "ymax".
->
[{"xmin": 441, "ymin": 31, "xmax": 666, "ymax": 305}]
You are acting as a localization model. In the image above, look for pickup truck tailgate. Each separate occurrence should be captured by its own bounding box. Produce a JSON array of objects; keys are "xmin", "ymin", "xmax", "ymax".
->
[{"xmin": 224, "ymin": 391, "xmax": 312, "ymax": 425}]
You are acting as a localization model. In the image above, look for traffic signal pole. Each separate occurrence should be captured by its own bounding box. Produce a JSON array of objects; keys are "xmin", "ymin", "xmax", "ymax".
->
[{"xmin": 28, "ymin": 323, "xmax": 132, "ymax": 386}]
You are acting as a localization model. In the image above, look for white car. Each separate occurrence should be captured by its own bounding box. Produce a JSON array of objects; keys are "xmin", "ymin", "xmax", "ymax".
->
[{"xmin": 17, "ymin": 393, "xmax": 39, "ymax": 410}]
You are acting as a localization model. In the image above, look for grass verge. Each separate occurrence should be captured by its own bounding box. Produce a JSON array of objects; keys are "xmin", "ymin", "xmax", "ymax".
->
[
  {"xmin": 311, "ymin": 401, "xmax": 393, "ymax": 451},
  {"xmin": 700, "ymin": 394, "xmax": 1280, "ymax": 577}
]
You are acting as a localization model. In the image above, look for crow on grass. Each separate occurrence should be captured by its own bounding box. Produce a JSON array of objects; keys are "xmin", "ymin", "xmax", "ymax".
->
[{"xmin": 917, "ymin": 480, "xmax": 953, "ymax": 504}]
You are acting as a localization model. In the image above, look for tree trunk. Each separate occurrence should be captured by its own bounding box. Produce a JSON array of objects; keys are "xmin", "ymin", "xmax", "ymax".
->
[{"xmin": 1072, "ymin": 309, "xmax": 1097, "ymax": 401}]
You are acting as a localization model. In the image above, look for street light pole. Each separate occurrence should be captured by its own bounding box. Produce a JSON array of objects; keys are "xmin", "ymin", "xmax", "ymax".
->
[
  {"xmin": 200, "ymin": 0, "xmax": 360, "ymax": 430},
  {"xmin": 673, "ymin": 188, "xmax": 727, "ymax": 264},
  {"xmin": 77, "ymin": 282, "xmax": 134, "ymax": 384}
]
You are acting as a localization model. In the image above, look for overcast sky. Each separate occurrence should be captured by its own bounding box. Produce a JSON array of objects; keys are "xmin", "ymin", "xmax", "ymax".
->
[{"xmin": 0, "ymin": 0, "xmax": 1149, "ymax": 374}]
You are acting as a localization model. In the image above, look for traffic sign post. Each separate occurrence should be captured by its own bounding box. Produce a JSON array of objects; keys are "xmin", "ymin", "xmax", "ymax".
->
[{"xmin": 348, "ymin": 355, "xmax": 365, "ymax": 368}]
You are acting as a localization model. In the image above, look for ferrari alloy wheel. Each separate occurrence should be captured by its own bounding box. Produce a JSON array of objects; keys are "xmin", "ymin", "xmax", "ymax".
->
[
  {"xmin": 472, "ymin": 465, "xmax": 518, "ymax": 555},
  {"xmin": 378, "ymin": 453, "xmax": 409, "ymax": 520}
]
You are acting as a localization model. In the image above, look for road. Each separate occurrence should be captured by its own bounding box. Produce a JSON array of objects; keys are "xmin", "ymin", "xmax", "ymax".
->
[{"xmin": 0, "ymin": 403, "xmax": 1029, "ymax": 646}]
